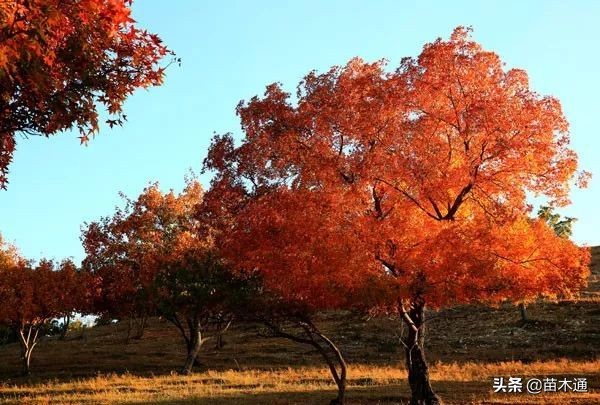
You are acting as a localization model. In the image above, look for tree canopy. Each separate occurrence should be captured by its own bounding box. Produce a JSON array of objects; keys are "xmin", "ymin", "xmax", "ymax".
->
[
  {"xmin": 204, "ymin": 27, "xmax": 590, "ymax": 310},
  {"xmin": 0, "ymin": 0, "xmax": 172, "ymax": 188}
]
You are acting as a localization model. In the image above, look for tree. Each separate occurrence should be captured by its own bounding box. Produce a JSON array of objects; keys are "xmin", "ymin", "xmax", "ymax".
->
[
  {"xmin": 518, "ymin": 206, "xmax": 578, "ymax": 321},
  {"xmin": 53, "ymin": 259, "xmax": 95, "ymax": 339},
  {"xmin": 236, "ymin": 288, "xmax": 353, "ymax": 405},
  {"xmin": 204, "ymin": 27, "xmax": 590, "ymax": 404},
  {"xmin": 0, "ymin": 234, "xmax": 19, "ymax": 269},
  {"xmin": 0, "ymin": 0, "xmax": 173, "ymax": 188},
  {"xmin": 201, "ymin": 182, "xmax": 385, "ymax": 404},
  {"xmin": 83, "ymin": 177, "xmax": 252, "ymax": 373},
  {"xmin": 0, "ymin": 257, "xmax": 83, "ymax": 375},
  {"xmin": 538, "ymin": 205, "xmax": 577, "ymax": 239},
  {"xmin": 81, "ymin": 180, "xmax": 203, "ymax": 340},
  {"xmin": 154, "ymin": 250, "xmax": 252, "ymax": 374},
  {"xmin": 82, "ymin": 178, "xmax": 243, "ymax": 374},
  {"xmin": 81, "ymin": 192, "xmax": 160, "ymax": 340}
]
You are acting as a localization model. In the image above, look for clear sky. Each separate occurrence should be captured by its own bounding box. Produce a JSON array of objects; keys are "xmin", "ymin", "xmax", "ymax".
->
[{"xmin": 0, "ymin": 0, "xmax": 598, "ymax": 264}]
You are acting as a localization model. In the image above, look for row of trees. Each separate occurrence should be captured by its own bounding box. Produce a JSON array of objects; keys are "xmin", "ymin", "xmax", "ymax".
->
[
  {"xmin": 0, "ymin": 18, "xmax": 592, "ymax": 405},
  {"xmin": 0, "ymin": 241, "xmax": 91, "ymax": 374},
  {"xmin": 0, "ymin": 0, "xmax": 171, "ymax": 376}
]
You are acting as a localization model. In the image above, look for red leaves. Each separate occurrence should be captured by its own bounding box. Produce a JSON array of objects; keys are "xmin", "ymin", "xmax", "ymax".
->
[
  {"xmin": 205, "ymin": 27, "xmax": 589, "ymax": 312},
  {"xmin": 0, "ymin": 251, "xmax": 85, "ymax": 331},
  {"xmin": 0, "ymin": 0, "xmax": 171, "ymax": 189},
  {"xmin": 81, "ymin": 177, "xmax": 207, "ymax": 319}
]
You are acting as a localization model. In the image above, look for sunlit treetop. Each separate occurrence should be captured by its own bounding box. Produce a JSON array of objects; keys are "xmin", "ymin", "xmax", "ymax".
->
[
  {"xmin": 81, "ymin": 176, "xmax": 206, "ymax": 318},
  {"xmin": 205, "ymin": 27, "xmax": 590, "ymax": 311},
  {"xmin": 0, "ymin": 233, "xmax": 21, "ymax": 269}
]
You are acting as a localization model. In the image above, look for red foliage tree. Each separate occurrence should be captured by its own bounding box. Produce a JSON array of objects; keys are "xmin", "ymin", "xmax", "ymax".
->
[
  {"xmin": 204, "ymin": 27, "xmax": 590, "ymax": 404},
  {"xmin": 81, "ymin": 181, "xmax": 204, "ymax": 339},
  {"xmin": 82, "ymin": 178, "xmax": 248, "ymax": 373},
  {"xmin": 0, "ymin": 0, "xmax": 172, "ymax": 188},
  {"xmin": 0, "ymin": 254, "xmax": 85, "ymax": 375}
]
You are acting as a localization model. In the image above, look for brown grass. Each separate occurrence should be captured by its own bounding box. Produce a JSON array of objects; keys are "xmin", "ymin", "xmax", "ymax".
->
[
  {"xmin": 0, "ymin": 360, "xmax": 597, "ymax": 404},
  {"xmin": 0, "ymin": 246, "xmax": 597, "ymax": 404}
]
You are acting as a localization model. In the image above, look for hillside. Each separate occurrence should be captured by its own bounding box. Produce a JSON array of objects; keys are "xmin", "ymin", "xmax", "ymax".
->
[{"xmin": 0, "ymin": 247, "xmax": 598, "ymax": 404}]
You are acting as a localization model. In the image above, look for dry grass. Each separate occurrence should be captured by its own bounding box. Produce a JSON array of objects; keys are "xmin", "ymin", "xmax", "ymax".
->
[
  {"xmin": 0, "ymin": 246, "xmax": 597, "ymax": 404},
  {"xmin": 0, "ymin": 360, "xmax": 597, "ymax": 404}
]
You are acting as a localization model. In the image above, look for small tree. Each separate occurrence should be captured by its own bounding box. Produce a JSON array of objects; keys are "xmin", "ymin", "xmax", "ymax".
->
[
  {"xmin": 538, "ymin": 206, "xmax": 577, "ymax": 239},
  {"xmin": 81, "ymin": 179, "xmax": 204, "ymax": 341},
  {"xmin": 518, "ymin": 206, "xmax": 578, "ymax": 321},
  {"xmin": 201, "ymin": 184, "xmax": 386, "ymax": 404},
  {"xmin": 81, "ymin": 214, "xmax": 156, "ymax": 341},
  {"xmin": 53, "ymin": 259, "xmax": 87, "ymax": 339},
  {"xmin": 237, "ymin": 289, "xmax": 351, "ymax": 405},
  {"xmin": 154, "ymin": 250, "xmax": 251, "ymax": 374},
  {"xmin": 0, "ymin": 258, "xmax": 81, "ymax": 375}
]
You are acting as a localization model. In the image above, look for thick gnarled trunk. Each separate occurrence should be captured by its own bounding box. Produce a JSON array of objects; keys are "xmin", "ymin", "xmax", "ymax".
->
[{"xmin": 401, "ymin": 302, "xmax": 441, "ymax": 405}]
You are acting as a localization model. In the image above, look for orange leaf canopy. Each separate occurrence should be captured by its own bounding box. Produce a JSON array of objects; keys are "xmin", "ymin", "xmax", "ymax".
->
[
  {"xmin": 205, "ymin": 27, "xmax": 590, "ymax": 311},
  {"xmin": 81, "ymin": 178, "xmax": 207, "ymax": 318}
]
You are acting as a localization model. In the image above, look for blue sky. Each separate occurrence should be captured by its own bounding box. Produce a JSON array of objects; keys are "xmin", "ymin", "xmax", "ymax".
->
[{"xmin": 0, "ymin": 0, "xmax": 598, "ymax": 263}]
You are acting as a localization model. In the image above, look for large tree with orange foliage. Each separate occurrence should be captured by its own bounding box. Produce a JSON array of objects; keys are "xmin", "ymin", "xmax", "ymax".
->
[
  {"xmin": 0, "ymin": 0, "xmax": 172, "ymax": 188},
  {"xmin": 204, "ymin": 27, "xmax": 590, "ymax": 404}
]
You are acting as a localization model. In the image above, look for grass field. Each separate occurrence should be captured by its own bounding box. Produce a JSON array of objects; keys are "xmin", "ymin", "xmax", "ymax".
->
[{"xmin": 0, "ymin": 247, "xmax": 598, "ymax": 404}]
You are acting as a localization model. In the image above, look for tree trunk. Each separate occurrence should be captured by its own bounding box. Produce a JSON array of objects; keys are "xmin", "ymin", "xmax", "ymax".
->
[
  {"xmin": 313, "ymin": 330, "xmax": 347, "ymax": 405},
  {"xmin": 132, "ymin": 315, "xmax": 148, "ymax": 340},
  {"xmin": 214, "ymin": 333, "xmax": 224, "ymax": 350},
  {"xmin": 17, "ymin": 325, "xmax": 39, "ymax": 376},
  {"xmin": 518, "ymin": 303, "xmax": 528, "ymax": 322},
  {"xmin": 59, "ymin": 314, "xmax": 71, "ymax": 340},
  {"xmin": 20, "ymin": 343, "xmax": 31, "ymax": 376},
  {"xmin": 402, "ymin": 302, "xmax": 441, "ymax": 405},
  {"xmin": 214, "ymin": 318, "xmax": 232, "ymax": 351},
  {"xmin": 125, "ymin": 316, "xmax": 133, "ymax": 344},
  {"xmin": 265, "ymin": 320, "xmax": 347, "ymax": 404},
  {"xmin": 181, "ymin": 322, "xmax": 202, "ymax": 375}
]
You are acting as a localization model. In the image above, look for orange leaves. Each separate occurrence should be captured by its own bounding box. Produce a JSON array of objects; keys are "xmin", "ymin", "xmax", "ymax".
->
[
  {"xmin": 81, "ymin": 177, "xmax": 207, "ymax": 319},
  {"xmin": 0, "ymin": 234, "xmax": 20, "ymax": 269},
  {"xmin": 205, "ymin": 27, "xmax": 589, "ymax": 312},
  {"xmin": 0, "ymin": 256, "xmax": 85, "ymax": 330},
  {"xmin": 0, "ymin": 0, "xmax": 171, "ymax": 188}
]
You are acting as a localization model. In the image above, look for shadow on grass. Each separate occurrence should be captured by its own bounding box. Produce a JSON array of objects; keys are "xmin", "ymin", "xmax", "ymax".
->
[
  {"xmin": 123, "ymin": 381, "xmax": 489, "ymax": 405},
  {"xmin": 126, "ymin": 386, "xmax": 407, "ymax": 405}
]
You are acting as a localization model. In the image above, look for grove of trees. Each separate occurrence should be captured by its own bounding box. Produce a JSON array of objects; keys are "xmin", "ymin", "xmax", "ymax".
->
[
  {"xmin": 0, "ymin": 20, "xmax": 592, "ymax": 405},
  {"xmin": 0, "ymin": 240, "xmax": 91, "ymax": 374}
]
